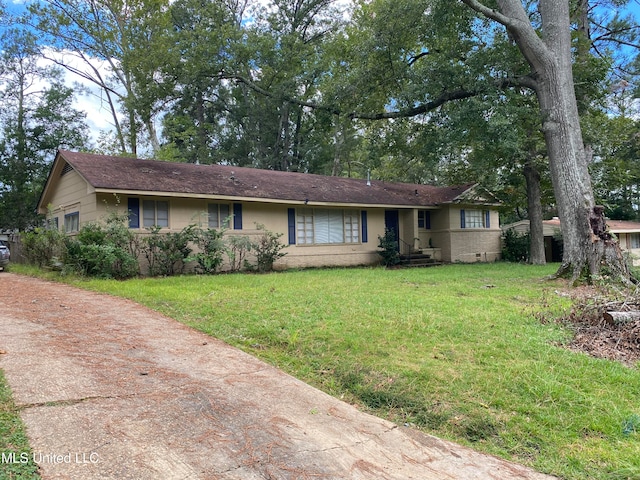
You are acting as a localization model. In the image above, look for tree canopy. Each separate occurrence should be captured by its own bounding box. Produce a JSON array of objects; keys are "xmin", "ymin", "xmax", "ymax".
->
[{"xmin": 0, "ymin": 0, "xmax": 639, "ymax": 278}]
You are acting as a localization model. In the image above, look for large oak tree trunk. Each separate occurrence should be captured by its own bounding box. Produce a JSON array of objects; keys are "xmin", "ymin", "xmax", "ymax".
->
[{"xmin": 464, "ymin": 0, "xmax": 629, "ymax": 282}]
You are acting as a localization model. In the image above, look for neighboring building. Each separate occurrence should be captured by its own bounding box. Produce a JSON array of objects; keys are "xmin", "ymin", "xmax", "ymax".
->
[
  {"xmin": 37, "ymin": 150, "xmax": 503, "ymax": 269},
  {"xmin": 502, "ymin": 217, "xmax": 640, "ymax": 265}
]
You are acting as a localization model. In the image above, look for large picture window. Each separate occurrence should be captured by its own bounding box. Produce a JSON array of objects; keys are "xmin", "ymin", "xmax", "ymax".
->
[
  {"xmin": 296, "ymin": 208, "xmax": 360, "ymax": 245},
  {"xmin": 630, "ymin": 233, "xmax": 640, "ymax": 249}
]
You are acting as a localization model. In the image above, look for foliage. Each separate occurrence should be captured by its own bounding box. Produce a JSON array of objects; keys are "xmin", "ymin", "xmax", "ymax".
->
[
  {"xmin": 0, "ymin": 370, "xmax": 40, "ymax": 480},
  {"xmin": 588, "ymin": 113, "xmax": 640, "ymax": 221},
  {"xmin": 251, "ymin": 223, "xmax": 287, "ymax": 273},
  {"xmin": 188, "ymin": 226, "xmax": 226, "ymax": 274},
  {"xmin": 377, "ymin": 229, "xmax": 400, "ymax": 267},
  {"xmin": 74, "ymin": 264, "xmax": 640, "ymax": 480},
  {"xmin": 225, "ymin": 234, "xmax": 253, "ymax": 273},
  {"xmin": 0, "ymin": 28, "xmax": 89, "ymax": 230},
  {"xmin": 64, "ymin": 211, "xmax": 140, "ymax": 279},
  {"xmin": 141, "ymin": 225, "xmax": 195, "ymax": 276},
  {"xmin": 20, "ymin": 226, "xmax": 66, "ymax": 268},
  {"xmin": 501, "ymin": 228, "xmax": 530, "ymax": 263}
]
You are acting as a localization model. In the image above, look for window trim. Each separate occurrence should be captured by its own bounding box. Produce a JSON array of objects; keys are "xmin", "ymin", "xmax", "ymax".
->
[
  {"xmin": 142, "ymin": 199, "xmax": 169, "ymax": 228},
  {"xmin": 208, "ymin": 203, "xmax": 231, "ymax": 229},
  {"xmin": 460, "ymin": 209, "xmax": 490, "ymax": 229},
  {"xmin": 418, "ymin": 210, "xmax": 431, "ymax": 230},
  {"xmin": 295, "ymin": 207, "xmax": 362, "ymax": 245},
  {"xmin": 64, "ymin": 212, "xmax": 79, "ymax": 233}
]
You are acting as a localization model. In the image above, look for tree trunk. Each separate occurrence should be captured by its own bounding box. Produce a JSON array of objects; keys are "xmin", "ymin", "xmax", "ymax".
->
[
  {"xmin": 532, "ymin": 0, "xmax": 596, "ymax": 280},
  {"xmin": 464, "ymin": 0, "xmax": 629, "ymax": 282},
  {"xmin": 523, "ymin": 161, "xmax": 546, "ymax": 265},
  {"xmin": 604, "ymin": 311, "xmax": 640, "ymax": 325}
]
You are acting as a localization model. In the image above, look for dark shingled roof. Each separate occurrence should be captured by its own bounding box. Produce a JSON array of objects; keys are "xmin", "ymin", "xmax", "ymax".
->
[{"xmin": 56, "ymin": 150, "xmax": 478, "ymax": 207}]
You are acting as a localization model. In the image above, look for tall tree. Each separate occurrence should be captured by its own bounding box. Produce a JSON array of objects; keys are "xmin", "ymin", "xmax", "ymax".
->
[
  {"xmin": 460, "ymin": 0, "xmax": 627, "ymax": 279},
  {"xmin": 0, "ymin": 29, "xmax": 89, "ymax": 229},
  {"xmin": 25, "ymin": 0, "xmax": 173, "ymax": 156}
]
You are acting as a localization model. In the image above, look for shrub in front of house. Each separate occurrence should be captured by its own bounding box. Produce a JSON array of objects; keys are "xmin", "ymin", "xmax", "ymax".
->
[
  {"xmin": 21, "ymin": 227, "xmax": 67, "ymax": 269},
  {"xmin": 251, "ymin": 223, "xmax": 287, "ymax": 273},
  {"xmin": 65, "ymin": 212, "xmax": 140, "ymax": 279},
  {"xmin": 501, "ymin": 228, "xmax": 530, "ymax": 263},
  {"xmin": 225, "ymin": 234, "xmax": 253, "ymax": 273},
  {"xmin": 377, "ymin": 229, "xmax": 401, "ymax": 267},
  {"xmin": 188, "ymin": 226, "xmax": 227, "ymax": 274},
  {"xmin": 142, "ymin": 225, "xmax": 196, "ymax": 276},
  {"xmin": 19, "ymin": 217, "xmax": 288, "ymax": 277}
]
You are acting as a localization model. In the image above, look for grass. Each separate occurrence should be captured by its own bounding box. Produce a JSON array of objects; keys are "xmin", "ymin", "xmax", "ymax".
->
[
  {"xmin": 0, "ymin": 370, "xmax": 40, "ymax": 480},
  {"xmin": 7, "ymin": 262, "xmax": 640, "ymax": 479}
]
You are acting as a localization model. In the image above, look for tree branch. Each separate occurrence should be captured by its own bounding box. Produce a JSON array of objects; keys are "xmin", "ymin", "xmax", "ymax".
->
[
  {"xmin": 460, "ymin": 0, "xmax": 514, "ymax": 28},
  {"xmin": 348, "ymin": 89, "xmax": 478, "ymax": 120},
  {"xmin": 225, "ymin": 71, "xmax": 538, "ymax": 121}
]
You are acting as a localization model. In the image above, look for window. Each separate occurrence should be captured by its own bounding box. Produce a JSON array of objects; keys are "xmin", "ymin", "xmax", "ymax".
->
[
  {"xmin": 64, "ymin": 212, "xmax": 79, "ymax": 233},
  {"xmin": 418, "ymin": 210, "xmax": 431, "ymax": 229},
  {"xmin": 465, "ymin": 210, "xmax": 484, "ymax": 228},
  {"xmin": 344, "ymin": 210, "xmax": 360, "ymax": 243},
  {"xmin": 460, "ymin": 209, "xmax": 490, "ymax": 229},
  {"xmin": 142, "ymin": 200, "xmax": 169, "ymax": 228},
  {"xmin": 631, "ymin": 233, "xmax": 640, "ymax": 249},
  {"xmin": 208, "ymin": 203, "xmax": 230, "ymax": 228},
  {"xmin": 296, "ymin": 208, "xmax": 360, "ymax": 245}
]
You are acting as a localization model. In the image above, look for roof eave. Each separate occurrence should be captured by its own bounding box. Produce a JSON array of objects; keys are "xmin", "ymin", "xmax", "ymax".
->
[{"xmin": 95, "ymin": 188, "xmax": 445, "ymax": 209}]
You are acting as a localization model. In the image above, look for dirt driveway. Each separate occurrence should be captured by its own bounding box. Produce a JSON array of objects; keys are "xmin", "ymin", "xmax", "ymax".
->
[{"xmin": 0, "ymin": 273, "xmax": 555, "ymax": 479}]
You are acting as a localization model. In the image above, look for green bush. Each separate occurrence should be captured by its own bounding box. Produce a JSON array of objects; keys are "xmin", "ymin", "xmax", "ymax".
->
[
  {"xmin": 226, "ymin": 234, "xmax": 253, "ymax": 272},
  {"xmin": 501, "ymin": 228, "xmax": 530, "ymax": 263},
  {"xmin": 377, "ymin": 229, "xmax": 400, "ymax": 267},
  {"xmin": 252, "ymin": 223, "xmax": 287, "ymax": 272},
  {"xmin": 65, "ymin": 241, "xmax": 138, "ymax": 279},
  {"xmin": 142, "ymin": 225, "xmax": 196, "ymax": 276},
  {"xmin": 189, "ymin": 226, "xmax": 227, "ymax": 274},
  {"xmin": 65, "ymin": 212, "xmax": 140, "ymax": 279},
  {"xmin": 21, "ymin": 227, "xmax": 67, "ymax": 269}
]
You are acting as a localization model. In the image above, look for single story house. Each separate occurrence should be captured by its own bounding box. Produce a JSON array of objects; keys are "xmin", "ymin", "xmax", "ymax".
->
[
  {"xmin": 37, "ymin": 150, "xmax": 503, "ymax": 269},
  {"xmin": 502, "ymin": 217, "xmax": 640, "ymax": 265}
]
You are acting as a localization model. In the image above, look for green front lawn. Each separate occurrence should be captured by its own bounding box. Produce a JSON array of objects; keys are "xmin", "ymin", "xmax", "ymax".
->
[{"xmin": 11, "ymin": 262, "xmax": 640, "ymax": 479}]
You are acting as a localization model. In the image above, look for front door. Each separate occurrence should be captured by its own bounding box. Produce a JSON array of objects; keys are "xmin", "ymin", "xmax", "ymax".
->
[{"xmin": 384, "ymin": 210, "xmax": 400, "ymax": 252}]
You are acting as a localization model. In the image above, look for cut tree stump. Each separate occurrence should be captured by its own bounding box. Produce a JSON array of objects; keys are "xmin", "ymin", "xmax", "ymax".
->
[{"xmin": 604, "ymin": 311, "xmax": 640, "ymax": 325}]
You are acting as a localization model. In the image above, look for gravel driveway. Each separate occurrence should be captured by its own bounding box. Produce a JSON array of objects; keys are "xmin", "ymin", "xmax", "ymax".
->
[{"xmin": 0, "ymin": 273, "xmax": 555, "ymax": 479}]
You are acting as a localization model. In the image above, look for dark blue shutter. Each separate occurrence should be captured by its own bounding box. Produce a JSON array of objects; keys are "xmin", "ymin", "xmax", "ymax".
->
[
  {"xmin": 128, "ymin": 198, "xmax": 139, "ymax": 228},
  {"xmin": 485, "ymin": 210, "xmax": 490, "ymax": 228},
  {"xmin": 361, "ymin": 210, "xmax": 368, "ymax": 243},
  {"xmin": 425, "ymin": 211, "xmax": 431, "ymax": 229},
  {"xmin": 460, "ymin": 209, "xmax": 466, "ymax": 229},
  {"xmin": 288, "ymin": 208, "xmax": 296, "ymax": 245},
  {"xmin": 233, "ymin": 203, "xmax": 243, "ymax": 230}
]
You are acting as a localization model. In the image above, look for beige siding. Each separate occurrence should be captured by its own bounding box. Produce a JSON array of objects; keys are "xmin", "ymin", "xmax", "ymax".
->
[
  {"xmin": 618, "ymin": 233, "xmax": 640, "ymax": 266},
  {"xmin": 276, "ymin": 205, "xmax": 382, "ymax": 269},
  {"xmin": 46, "ymin": 185, "xmax": 503, "ymax": 269},
  {"xmin": 105, "ymin": 197, "xmax": 385, "ymax": 269},
  {"xmin": 433, "ymin": 206, "xmax": 501, "ymax": 262},
  {"xmin": 45, "ymin": 170, "xmax": 99, "ymax": 230}
]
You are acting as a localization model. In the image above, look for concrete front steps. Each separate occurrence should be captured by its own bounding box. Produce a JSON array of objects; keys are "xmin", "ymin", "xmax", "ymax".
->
[{"xmin": 399, "ymin": 253, "xmax": 443, "ymax": 267}]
